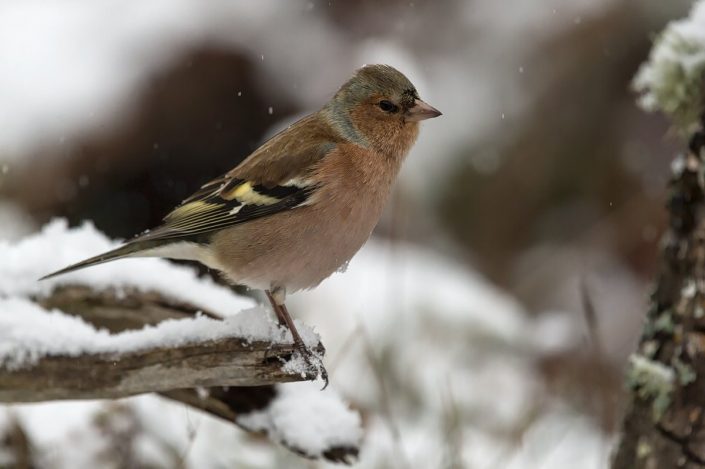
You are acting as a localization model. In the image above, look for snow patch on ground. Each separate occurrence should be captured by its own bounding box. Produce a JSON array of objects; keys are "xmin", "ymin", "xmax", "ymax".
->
[
  {"xmin": 0, "ymin": 221, "xmax": 609, "ymax": 467},
  {"xmin": 287, "ymin": 239, "xmax": 604, "ymax": 468}
]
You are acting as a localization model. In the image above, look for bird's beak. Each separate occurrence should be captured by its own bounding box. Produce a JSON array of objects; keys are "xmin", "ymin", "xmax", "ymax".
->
[{"xmin": 405, "ymin": 99, "xmax": 442, "ymax": 122}]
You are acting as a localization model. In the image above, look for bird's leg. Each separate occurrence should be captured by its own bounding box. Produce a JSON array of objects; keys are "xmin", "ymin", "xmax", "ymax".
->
[
  {"xmin": 265, "ymin": 289, "xmax": 306, "ymax": 351},
  {"xmin": 265, "ymin": 291, "xmax": 288, "ymax": 327},
  {"xmin": 265, "ymin": 287, "xmax": 328, "ymax": 388}
]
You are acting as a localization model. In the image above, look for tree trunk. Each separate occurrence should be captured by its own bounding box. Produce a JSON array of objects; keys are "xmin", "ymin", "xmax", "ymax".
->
[{"xmin": 612, "ymin": 119, "xmax": 705, "ymax": 468}]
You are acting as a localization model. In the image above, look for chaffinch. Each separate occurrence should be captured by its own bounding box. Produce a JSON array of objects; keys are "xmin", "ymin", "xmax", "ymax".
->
[{"xmin": 42, "ymin": 64, "xmax": 441, "ymax": 380}]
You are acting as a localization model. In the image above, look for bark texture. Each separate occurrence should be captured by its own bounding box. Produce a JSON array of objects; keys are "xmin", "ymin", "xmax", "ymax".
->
[
  {"xmin": 612, "ymin": 120, "xmax": 705, "ymax": 468},
  {"xmin": 0, "ymin": 335, "xmax": 306, "ymax": 402}
]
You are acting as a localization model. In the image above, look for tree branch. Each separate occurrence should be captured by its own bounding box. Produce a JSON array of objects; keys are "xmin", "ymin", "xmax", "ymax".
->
[
  {"xmin": 0, "ymin": 285, "xmax": 357, "ymax": 464},
  {"xmin": 0, "ymin": 336, "xmax": 307, "ymax": 402},
  {"xmin": 0, "ymin": 284, "xmax": 316, "ymax": 402}
]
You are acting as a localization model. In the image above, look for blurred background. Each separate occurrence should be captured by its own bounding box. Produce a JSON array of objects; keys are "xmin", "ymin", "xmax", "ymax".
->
[{"xmin": 0, "ymin": 0, "xmax": 695, "ymax": 467}]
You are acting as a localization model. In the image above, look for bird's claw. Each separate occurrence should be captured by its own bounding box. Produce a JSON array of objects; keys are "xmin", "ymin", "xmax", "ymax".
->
[{"xmin": 295, "ymin": 344, "xmax": 329, "ymax": 390}]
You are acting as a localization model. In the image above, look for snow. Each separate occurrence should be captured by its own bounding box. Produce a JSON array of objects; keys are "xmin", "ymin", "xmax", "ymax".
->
[
  {"xmin": 289, "ymin": 240, "xmax": 537, "ymax": 416},
  {"xmin": 0, "ymin": 298, "xmax": 289, "ymax": 370},
  {"xmin": 0, "ymin": 218, "xmax": 255, "ymax": 315},
  {"xmin": 284, "ymin": 239, "xmax": 609, "ymax": 468},
  {"xmin": 633, "ymin": 0, "xmax": 705, "ymax": 130},
  {"xmin": 5, "ymin": 385, "xmax": 363, "ymax": 467},
  {"xmin": 0, "ymin": 219, "xmax": 321, "ymax": 369},
  {"xmin": 0, "ymin": 0, "xmax": 635, "ymax": 464},
  {"xmin": 0, "ymin": 219, "xmax": 366, "ymax": 462},
  {"xmin": 8, "ymin": 392, "xmax": 360, "ymax": 468},
  {"xmin": 237, "ymin": 382, "xmax": 362, "ymax": 460},
  {"xmin": 500, "ymin": 409, "xmax": 611, "ymax": 469},
  {"xmin": 0, "ymin": 222, "xmax": 612, "ymax": 467}
]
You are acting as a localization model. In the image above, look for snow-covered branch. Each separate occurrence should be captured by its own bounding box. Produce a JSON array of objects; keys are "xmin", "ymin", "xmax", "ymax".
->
[
  {"xmin": 0, "ymin": 240, "xmax": 320, "ymax": 397},
  {"xmin": 0, "ymin": 221, "xmax": 361, "ymax": 464},
  {"xmin": 0, "ymin": 300, "xmax": 313, "ymax": 402}
]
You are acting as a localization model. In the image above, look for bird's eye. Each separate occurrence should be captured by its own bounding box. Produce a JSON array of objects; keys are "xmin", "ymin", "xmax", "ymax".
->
[{"xmin": 378, "ymin": 100, "xmax": 398, "ymax": 113}]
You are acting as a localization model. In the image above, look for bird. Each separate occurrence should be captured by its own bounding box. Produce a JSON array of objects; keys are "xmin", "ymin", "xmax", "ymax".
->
[{"xmin": 41, "ymin": 64, "xmax": 441, "ymax": 382}]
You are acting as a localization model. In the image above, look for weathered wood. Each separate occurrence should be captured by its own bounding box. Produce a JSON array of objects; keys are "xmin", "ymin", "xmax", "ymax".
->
[
  {"xmin": 0, "ymin": 284, "xmax": 315, "ymax": 402},
  {"xmin": 37, "ymin": 284, "xmax": 222, "ymax": 333},
  {"xmin": 161, "ymin": 385, "xmax": 277, "ymax": 423},
  {"xmin": 0, "ymin": 337, "xmax": 307, "ymax": 402},
  {"xmin": 3, "ymin": 285, "xmax": 353, "ymax": 464}
]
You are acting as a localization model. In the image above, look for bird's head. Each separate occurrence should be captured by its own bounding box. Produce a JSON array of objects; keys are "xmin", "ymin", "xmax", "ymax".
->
[{"xmin": 324, "ymin": 64, "xmax": 441, "ymax": 154}]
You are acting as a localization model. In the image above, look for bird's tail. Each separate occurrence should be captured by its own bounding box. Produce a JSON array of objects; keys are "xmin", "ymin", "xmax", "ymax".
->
[{"xmin": 39, "ymin": 242, "xmax": 148, "ymax": 281}]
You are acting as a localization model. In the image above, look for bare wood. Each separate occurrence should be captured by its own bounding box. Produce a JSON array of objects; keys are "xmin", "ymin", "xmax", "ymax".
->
[
  {"xmin": 0, "ymin": 284, "xmax": 314, "ymax": 402},
  {"xmin": 0, "ymin": 337, "xmax": 308, "ymax": 402},
  {"xmin": 161, "ymin": 385, "xmax": 276, "ymax": 424},
  {"xmin": 37, "ymin": 284, "xmax": 222, "ymax": 333}
]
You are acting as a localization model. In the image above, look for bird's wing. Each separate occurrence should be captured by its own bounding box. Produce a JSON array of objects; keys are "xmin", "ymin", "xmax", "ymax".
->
[
  {"xmin": 39, "ymin": 174, "xmax": 321, "ymax": 279},
  {"xmin": 39, "ymin": 113, "xmax": 346, "ymax": 280},
  {"xmin": 138, "ymin": 176, "xmax": 318, "ymax": 243},
  {"xmin": 133, "ymin": 116, "xmax": 340, "ymax": 244},
  {"xmin": 226, "ymin": 113, "xmax": 340, "ymax": 185},
  {"xmin": 130, "ymin": 111, "xmax": 342, "ymax": 244}
]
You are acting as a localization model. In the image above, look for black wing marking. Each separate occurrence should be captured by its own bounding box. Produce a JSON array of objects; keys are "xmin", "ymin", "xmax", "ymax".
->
[{"xmin": 133, "ymin": 177, "xmax": 316, "ymax": 243}]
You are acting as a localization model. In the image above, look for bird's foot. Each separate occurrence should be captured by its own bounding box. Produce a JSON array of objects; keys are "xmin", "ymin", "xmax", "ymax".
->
[{"xmin": 294, "ymin": 343, "xmax": 329, "ymax": 390}]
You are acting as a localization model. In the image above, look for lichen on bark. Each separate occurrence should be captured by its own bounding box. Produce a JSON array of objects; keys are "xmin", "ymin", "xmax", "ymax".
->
[{"xmin": 613, "ymin": 119, "xmax": 705, "ymax": 468}]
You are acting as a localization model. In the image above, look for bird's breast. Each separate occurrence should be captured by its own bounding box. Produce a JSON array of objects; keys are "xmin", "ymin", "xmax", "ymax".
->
[{"xmin": 210, "ymin": 147, "xmax": 398, "ymax": 292}]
